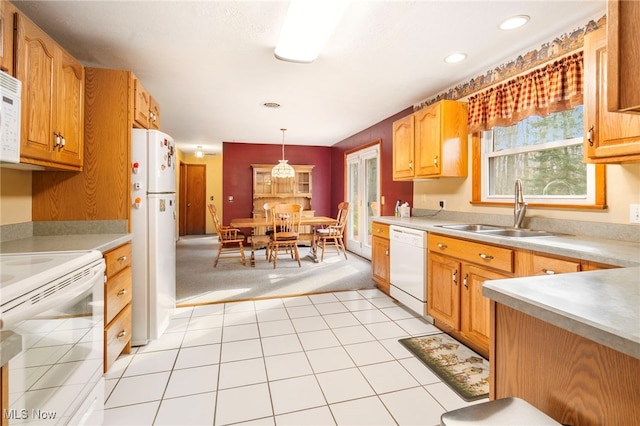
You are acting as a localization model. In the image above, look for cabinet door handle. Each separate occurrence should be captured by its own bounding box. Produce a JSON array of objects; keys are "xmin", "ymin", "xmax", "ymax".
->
[
  {"xmin": 478, "ymin": 253, "xmax": 494, "ymax": 260},
  {"xmin": 409, "ymin": 160, "xmax": 413, "ymax": 170},
  {"xmin": 542, "ymin": 268, "xmax": 555, "ymax": 275},
  {"xmin": 60, "ymin": 135, "xmax": 66, "ymax": 149},
  {"xmin": 433, "ymin": 155, "xmax": 439, "ymax": 167},
  {"xmin": 452, "ymin": 269, "xmax": 458, "ymax": 285},
  {"xmin": 437, "ymin": 243, "xmax": 448, "ymax": 250},
  {"xmin": 385, "ymin": 249, "xmax": 389, "ymax": 256},
  {"xmin": 117, "ymin": 255, "xmax": 127, "ymax": 263},
  {"xmin": 463, "ymin": 273, "xmax": 469, "ymax": 289},
  {"xmin": 587, "ymin": 125, "xmax": 594, "ymax": 146},
  {"xmin": 53, "ymin": 132, "xmax": 61, "ymax": 147},
  {"xmin": 117, "ymin": 289, "xmax": 127, "ymax": 296},
  {"xmin": 117, "ymin": 330, "xmax": 127, "ymax": 338}
]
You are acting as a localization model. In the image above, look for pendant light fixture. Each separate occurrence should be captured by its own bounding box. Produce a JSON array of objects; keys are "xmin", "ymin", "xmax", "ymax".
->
[{"xmin": 271, "ymin": 128, "xmax": 295, "ymax": 179}]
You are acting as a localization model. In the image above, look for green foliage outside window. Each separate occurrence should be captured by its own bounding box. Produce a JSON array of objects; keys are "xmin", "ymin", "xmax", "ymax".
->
[{"xmin": 487, "ymin": 106, "xmax": 587, "ymax": 199}]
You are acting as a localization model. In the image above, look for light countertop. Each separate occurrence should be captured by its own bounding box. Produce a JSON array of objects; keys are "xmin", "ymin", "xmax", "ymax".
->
[
  {"xmin": 373, "ymin": 216, "xmax": 640, "ymax": 267},
  {"xmin": 0, "ymin": 233, "xmax": 132, "ymax": 254},
  {"xmin": 483, "ymin": 267, "xmax": 640, "ymax": 360},
  {"xmin": 374, "ymin": 216, "xmax": 640, "ymax": 359}
]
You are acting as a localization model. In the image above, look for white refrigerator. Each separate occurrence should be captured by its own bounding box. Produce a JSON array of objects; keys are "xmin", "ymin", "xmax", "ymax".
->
[{"xmin": 131, "ymin": 128, "xmax": 177, "ymax": 346}]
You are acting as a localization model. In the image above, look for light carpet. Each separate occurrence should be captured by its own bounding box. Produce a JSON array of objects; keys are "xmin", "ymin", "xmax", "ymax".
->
[{"xmin": 176, "ymin": 235, "xmax": 377, "ymax": 306}]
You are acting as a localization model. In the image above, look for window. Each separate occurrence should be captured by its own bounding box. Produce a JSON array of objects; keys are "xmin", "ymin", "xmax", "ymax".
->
[{"xmin": 477, "ymin": 105, "xmax": 603, "ymax": 207}]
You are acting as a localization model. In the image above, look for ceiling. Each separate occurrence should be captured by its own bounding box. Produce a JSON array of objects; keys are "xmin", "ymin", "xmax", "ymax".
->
[{"xmin": 12, "ymin": 0, "xmax": 605, "ymax": 155}]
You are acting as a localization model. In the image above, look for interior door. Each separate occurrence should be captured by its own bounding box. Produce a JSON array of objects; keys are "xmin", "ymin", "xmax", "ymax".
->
[
  {"xmin": 179, "ymin": 163, "xmax": 206, "ymax": 235},
  {"xmin": 346, "ymin": 144, "xmax": 380, "ymax": 259}
]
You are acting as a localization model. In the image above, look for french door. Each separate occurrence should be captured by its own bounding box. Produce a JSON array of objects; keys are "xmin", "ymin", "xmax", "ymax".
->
[{"xmin": 346, "ymin": 144, "xmax": 380, "ymax": 260}]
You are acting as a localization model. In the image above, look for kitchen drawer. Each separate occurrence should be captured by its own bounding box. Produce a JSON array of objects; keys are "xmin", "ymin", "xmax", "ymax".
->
[
  {"xmin": 372, "ymin": 222, "xmax": 390, "ymax": 239},
  {"xmin": 105, "ymin": 267, "xmax": 132, "ymax": 324},
  {"xmin": 105, "ymin": 303, "xmax": 131, "ymax": 371},
  {"xmin": 429, "ymin": 234, "xmax": 514, "ymax": 273},
  {"xmin": 532, "ymin": 253, "xmax": 581, "ymax": 275},
  {"xmin": 104, "ymin": 242, "xmax": 132, "ymax": 278}
]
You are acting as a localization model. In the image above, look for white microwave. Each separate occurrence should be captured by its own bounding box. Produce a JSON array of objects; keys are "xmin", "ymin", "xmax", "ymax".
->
[{"xmin": 0, "ymin": 70, "xmax": 21, "ymax": 164}]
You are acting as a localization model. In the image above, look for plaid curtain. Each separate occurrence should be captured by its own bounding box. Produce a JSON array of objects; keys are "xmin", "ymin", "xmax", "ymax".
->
[{"xmin": 467, "ymin": 51, "xmax": 583, "ymax": 133}]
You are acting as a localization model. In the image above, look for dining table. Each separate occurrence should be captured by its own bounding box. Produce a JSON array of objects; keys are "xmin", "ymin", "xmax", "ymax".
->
[{"xmin": 230, "ymin": 215, "xmax": 338, "ymax": 266}]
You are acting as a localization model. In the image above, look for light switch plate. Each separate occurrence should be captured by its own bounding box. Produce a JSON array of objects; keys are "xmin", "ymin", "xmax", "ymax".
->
[{"xmin": 630, "ymin": 204, "xmax": 640, "ymax": 224}]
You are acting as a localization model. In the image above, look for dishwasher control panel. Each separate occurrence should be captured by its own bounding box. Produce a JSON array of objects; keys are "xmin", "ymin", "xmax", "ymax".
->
[{"xmin": 390, "ymin": 225, "xmax": 427, "ymax": 248}]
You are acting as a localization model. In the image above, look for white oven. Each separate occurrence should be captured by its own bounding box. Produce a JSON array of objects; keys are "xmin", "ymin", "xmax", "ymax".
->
[
  {"xmin": 389, "ymin": 225, "xmax": 432, "ymax": 321},
  {"xmin": 0, "ymin": 250, "xmax": 105, "ymax": 425},
  {"xmin": 0, "ymin": 69, "xmax": 21, "ymax": 164}
]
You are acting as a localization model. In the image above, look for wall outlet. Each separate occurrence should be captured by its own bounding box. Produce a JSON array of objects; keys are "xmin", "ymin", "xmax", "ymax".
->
[
  {"xmin": 630, "ymin": 204, "xmax": 640, "ymax": 224},
  {"xmin": 439, "ymin": 200, "xmax": 446, "ymax": 210}
]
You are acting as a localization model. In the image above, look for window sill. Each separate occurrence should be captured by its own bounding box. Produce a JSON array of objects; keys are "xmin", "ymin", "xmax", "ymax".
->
[{"xmin": 469, "ymin": 200, "xmax": 607, "ymax": 210}]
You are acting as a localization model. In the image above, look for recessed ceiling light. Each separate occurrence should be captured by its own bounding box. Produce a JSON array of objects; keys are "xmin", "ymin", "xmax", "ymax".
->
[
  {"xmin": 263, "ymin": 102, "xmax": 281, "ymax": 109},
  {"xmin": 499, "ymin": 15, "xmax": 530, "ymax": 30},
  {"xmin": 444, "ymin": 53, "xmax": 467, "ymax": 64}
]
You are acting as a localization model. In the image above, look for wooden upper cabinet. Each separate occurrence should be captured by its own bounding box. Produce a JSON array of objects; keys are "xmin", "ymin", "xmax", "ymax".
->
[
  {"xmin": 393, "ymin": 99, "xmax": 468, "ymax": 180},
  {"xmin": 54, "ymin": 48, "xmax": 84, "ymax": 167},
  {"xmin": 133, "ymin": 74, "xmax": 151, "ymax": 128},
  {"xmin": 584, "ymin": 26, "xmax": 640, "ymax": 163},
  {"xmin": 392, "ymin": 114, "xmax": 415, "ymax": 180},
  {"xmin": 607, "ymin": 0, "xmax": 640, "ymax": 114},
  {"xmin": 0, "ymin": 0, "xmax": 16, "ymax": 74},
  {"xmin": 149, "ymin": 96, "xmax": 161, "ymax": 129},
  {"xmin": 415, "ymin": 100, "xmax": 468, "ymax": 177},
  {"xmin": 14, "ymin": 11, "xmax": 84, "ymax": 170}
]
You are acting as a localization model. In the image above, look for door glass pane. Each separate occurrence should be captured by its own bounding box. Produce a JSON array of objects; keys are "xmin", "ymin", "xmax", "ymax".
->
[
  {"xmin": 365, "ymin": 156, "xmax": 378, "ymax": 246},
  {"xmin": 349, "ymin": 162, "xmax": 359, "ymax": 243}
]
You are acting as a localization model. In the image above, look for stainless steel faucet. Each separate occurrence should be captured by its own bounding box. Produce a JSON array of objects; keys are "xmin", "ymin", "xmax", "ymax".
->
[{"xmin": 514, "ymin": 179, "xmax": 527, "ymax": 228}]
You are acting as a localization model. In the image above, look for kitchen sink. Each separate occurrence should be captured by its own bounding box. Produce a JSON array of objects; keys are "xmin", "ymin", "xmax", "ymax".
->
[
  {"xmin": 436, "ymin": 224, "xmax": 560, "ymax": 238},
  {"xmin": 437, "ymin": 224, "xmax": 504, "ymax": 232},
  {"xmin": 482, "ymin": 229, "xmax": 557, "ymax": 238}
]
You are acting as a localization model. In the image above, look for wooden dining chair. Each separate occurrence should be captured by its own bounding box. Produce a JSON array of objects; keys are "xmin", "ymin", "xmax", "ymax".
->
[
  {"xmin": 269, "ymin": 203, "xmax": 302, "ymax": 268},
  {"xmin": 208, "ymin": 204, "xmax": 246, "ymax": 267},
  {"xmin": 315, "ymin": 201, "xmax": 350, "ymax": 261},
  {"xmin": 247, "ymin": 202, "xmax": 282, "ymax": 261}
]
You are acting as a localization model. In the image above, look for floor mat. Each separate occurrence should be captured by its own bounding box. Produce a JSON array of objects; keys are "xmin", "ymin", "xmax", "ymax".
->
[{"xmin": 399, "ymin": 333, "xmax": 489, "ymax": 401}]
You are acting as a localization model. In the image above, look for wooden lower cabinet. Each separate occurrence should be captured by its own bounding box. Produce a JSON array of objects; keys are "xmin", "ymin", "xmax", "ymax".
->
[
  {"xmin": 371, "ymin": 222, "xmax": 390, "ymax": 295},
  {"xmin": 427, "ymin": 234, "xmax": 514, "ymax": 357},
  {"xmin": 427, "ymin": 252, "xmax": 460, "ymax": 330},
  {"xmin": 425, "ymin": 234, "xmax": 611, "ymax": 358},
  {"xmin": 103, "ymin": 243, "xmax": 132, "ymax": 372},
  {"xmin": 460, "ymin": 264, "xmax": 507, "ymax": 352},
  {"xmin": 492, "ymin": 304, "xmax": 640, "ymax": 425}
]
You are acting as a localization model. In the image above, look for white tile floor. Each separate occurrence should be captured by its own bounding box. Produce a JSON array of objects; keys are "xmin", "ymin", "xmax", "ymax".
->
[{"xmin": 103, "ymin": 289, "xmax": 487, "ymax": 425}]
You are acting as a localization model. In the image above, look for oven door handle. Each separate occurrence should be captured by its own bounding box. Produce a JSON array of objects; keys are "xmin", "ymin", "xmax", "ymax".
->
[{"xmin": 0, "ymin": 261, "xmax": 105, "ymax": 330}]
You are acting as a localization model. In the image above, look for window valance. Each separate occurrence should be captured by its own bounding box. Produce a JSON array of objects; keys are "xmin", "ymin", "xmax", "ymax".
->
[{"xmin": 467, "ymin": 51, "xmax": 583, "ymax": 133}]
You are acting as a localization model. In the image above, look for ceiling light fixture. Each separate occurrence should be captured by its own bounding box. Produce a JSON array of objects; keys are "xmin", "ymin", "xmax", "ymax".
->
[
  {"xmin": 271, "ymin": 128, "xmax": 295, "ymax": 179},
  {"xmin": 274, "ymin": 0, "xmax": 350, "ymax": 63},
  {"xmin": 195, "ymin": 146, "xmax": 204, "ymax": 158},
  {"xmin": 444, "ymin": 53, "xmax": 467, "ymax": 64},
  {"xmin": 499, "ymin": 15, "xmax": 530, "ymax": 31},
  {"xmin": 263, "ymin": 102, "xmax": 281, "ymax": 109}
]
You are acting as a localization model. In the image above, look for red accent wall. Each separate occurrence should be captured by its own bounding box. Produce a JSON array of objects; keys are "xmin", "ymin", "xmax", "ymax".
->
[
  {"xmin": 222, "ymin": 107, "xmax": 414, "ymax": 224},
  {"xmin": 222, "ymin": 143, "xmax": 332, "ymax": 225},
  {"xmin": 330, "ymin": 108, "xmax": 414, "ymax": 217}
]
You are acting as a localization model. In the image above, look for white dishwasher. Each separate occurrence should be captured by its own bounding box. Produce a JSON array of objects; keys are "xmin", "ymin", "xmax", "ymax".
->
[{"xmin": 389, "ymin": 225, "xmax": 431, "ymax": 321}]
